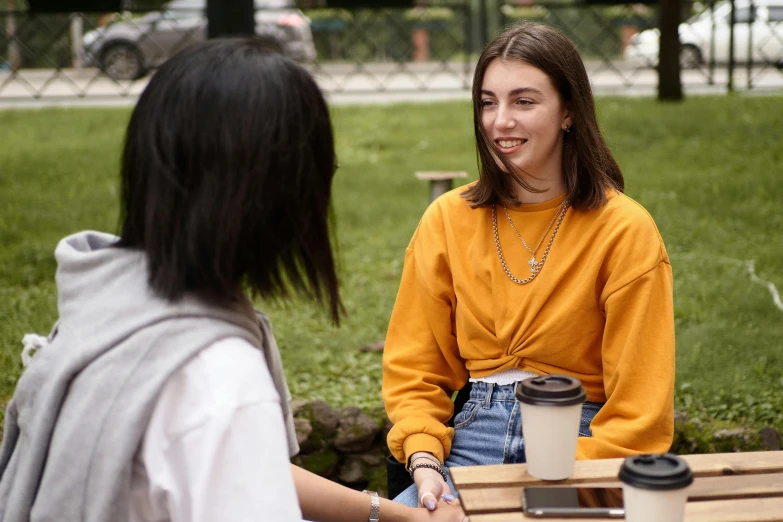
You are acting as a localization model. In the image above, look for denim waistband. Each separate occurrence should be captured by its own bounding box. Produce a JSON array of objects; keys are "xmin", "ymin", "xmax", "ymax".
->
[
  {"xmin": 468, "ymin": 380, "xmax": 520, "ymax": 404},
  {"xmin": 468, "ymin": 380, "xmax": 604, "ymax": 407}
]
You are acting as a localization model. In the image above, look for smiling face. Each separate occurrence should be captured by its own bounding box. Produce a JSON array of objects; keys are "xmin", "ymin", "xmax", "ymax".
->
[{"xmin": 480, "ymin": 58, "xmax": 572, "ymax": 195}]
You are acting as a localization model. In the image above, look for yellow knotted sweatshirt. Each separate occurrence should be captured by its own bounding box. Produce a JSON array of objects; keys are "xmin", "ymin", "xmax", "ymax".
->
[{"xmin": 382, "ymin": 187, "xmax": 675, "ymax": 465}]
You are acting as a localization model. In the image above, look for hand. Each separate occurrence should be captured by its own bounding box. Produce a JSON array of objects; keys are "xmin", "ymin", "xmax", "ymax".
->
[
  {"xmin": 413, "ymin": 498, "xmax": 469, "ymax": 522},
  {"xmin": 413, "ymin": 467, "xmax": 454, "ymax": 511}
]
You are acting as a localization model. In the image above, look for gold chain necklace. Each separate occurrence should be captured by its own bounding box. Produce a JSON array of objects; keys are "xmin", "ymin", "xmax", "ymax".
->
[
  {"xmin": 503, "ymin": 200, "xmax": 565, "ymax": 273},
  {"xmin": 492, "ymin": 200, "xmax": 569, "ymax": 285}
]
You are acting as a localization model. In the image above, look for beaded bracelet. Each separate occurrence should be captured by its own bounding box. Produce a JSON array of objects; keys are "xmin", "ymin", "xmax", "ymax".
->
[
  {"xmin": 409, "ymin": 461, "xmax": 448, "ymax": 482},
  {"xmin": 410, "ymin": 454, "xmax": 443, "ymax": 468}
]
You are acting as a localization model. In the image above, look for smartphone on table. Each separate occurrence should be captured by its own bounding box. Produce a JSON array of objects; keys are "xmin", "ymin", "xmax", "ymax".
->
[{"xmin": 522, "ymin": 486, "xmax": 625, "ymax": 518}]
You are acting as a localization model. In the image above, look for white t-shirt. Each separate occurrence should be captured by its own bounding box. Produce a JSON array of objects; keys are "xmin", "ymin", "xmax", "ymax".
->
[{"xmin": 129, "ymin": 337, "xmax": 302, "ymax": 522}]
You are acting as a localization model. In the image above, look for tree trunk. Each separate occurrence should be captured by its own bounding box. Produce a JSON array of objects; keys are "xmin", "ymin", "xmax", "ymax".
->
[
  {"xmin": 658, "ymin": 0, "xmax": 683, "ymax": 101},
  {"xmin": 207, "ymin": 0, "xmax": 254, "ymax": 39}
]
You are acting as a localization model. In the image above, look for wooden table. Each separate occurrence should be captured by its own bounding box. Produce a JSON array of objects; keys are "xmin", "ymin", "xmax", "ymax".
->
[{"xmin": 449, "ymin": 451, "xmax": 783, "ymax": 522}]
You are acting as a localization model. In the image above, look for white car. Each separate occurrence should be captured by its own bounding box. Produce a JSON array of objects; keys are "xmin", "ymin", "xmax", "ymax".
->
[{"xmin": 624, "ymin": 0, "xmax": 783, "ymax": 68}]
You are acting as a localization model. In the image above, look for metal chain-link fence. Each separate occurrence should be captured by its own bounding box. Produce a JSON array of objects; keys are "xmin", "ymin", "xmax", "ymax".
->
[
  {"xmin": 305, "ymin": 2, "xmax": 474, "ymax": 92},
  {"xmin": 501, "ymin": 0, "xmax": 783, "ymax": 92},
  {"xmin": 1, "ymin": 0, "xmax": 781, "ymax": 101}
]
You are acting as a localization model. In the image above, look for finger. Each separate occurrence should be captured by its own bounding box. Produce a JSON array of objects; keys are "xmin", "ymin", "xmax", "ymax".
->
[
  {"xmin": 420, "ymin": 491, "xmax": 438, "ymax": 511},
  {"xmin": 438, "ymin": 478, "xmax": 454, "ymax": 503},
  {"xmin": 442, "ymin": 481, "xmax": 452, "ymax": 493}
]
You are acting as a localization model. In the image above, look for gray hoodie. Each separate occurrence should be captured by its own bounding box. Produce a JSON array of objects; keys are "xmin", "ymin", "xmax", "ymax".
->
[{"xmin": 0, "ymin": 231, "xmax": 298, "ymax": 522}]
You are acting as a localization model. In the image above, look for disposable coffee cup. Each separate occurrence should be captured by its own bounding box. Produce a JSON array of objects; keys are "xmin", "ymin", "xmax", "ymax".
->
[
  {"xmin": 515, "ymin": 375, "xmax": 586, "ymax": 480},
  {"xmin": 618, "ymin": 453, "xmax": 694, "ymax": 522}
]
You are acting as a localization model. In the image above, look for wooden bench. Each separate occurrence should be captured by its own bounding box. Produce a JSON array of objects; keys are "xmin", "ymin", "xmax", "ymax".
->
[{"xmin": 415, "ymin": 171, "xmax": 468, "ymax": 202}]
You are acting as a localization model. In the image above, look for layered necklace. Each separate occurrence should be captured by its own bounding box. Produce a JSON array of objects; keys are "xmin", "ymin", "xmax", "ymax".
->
[{"xmin": 491, "ymin": 198, "xmax": 569, "ymax": 285}]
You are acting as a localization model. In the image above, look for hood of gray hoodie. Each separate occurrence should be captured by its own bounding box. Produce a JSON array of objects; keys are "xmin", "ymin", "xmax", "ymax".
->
[{"xmin": 0, "ymin": 230, "xmax": 298, "ymax": 522}]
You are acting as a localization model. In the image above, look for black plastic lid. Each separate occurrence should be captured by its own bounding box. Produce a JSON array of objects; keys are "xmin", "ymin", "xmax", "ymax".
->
[
  {"xmin": 514, "ymin": 375, "xmax": 587, "ymax": 406},
  {"xmin": 618, "ymin": 454, "xmax": 694, "ymax": 491}
]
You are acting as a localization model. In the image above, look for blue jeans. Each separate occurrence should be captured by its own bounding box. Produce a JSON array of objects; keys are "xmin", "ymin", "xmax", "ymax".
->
[{"xmin": 393, "ymin": 381, "xmax": 603, "ymax": 507}]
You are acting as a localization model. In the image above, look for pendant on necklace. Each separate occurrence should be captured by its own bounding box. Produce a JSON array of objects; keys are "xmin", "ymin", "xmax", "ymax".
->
[{"xmin": 528, "ymin": 256, "xmax": 538, "ymax": 273}]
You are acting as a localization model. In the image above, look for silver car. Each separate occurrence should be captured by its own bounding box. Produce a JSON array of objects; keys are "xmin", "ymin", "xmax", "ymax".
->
[{"xmin": 81, "ymin": 0, "xmax": 316, "ymax": 80}]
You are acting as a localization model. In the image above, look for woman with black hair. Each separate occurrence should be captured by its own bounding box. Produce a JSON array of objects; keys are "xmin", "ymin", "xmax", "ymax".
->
[{"xmin": 0, "ymin": 39, "xmax": 466, "ymax": 522}]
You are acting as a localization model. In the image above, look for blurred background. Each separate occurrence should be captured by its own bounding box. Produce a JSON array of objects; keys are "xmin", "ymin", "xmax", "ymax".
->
[{"xmin": 1, "ymin": 0, "xmax": 781, "ymax": 100}]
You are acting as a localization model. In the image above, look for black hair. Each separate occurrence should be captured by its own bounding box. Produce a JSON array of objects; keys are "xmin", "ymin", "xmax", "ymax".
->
[{"xmin": 117, "ymin": 38, "xmax": 343, "ymax": 324}]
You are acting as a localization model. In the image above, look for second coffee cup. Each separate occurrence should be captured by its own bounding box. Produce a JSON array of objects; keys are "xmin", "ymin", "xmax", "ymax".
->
[
  {"xmin": 515, "ymin": 374, "xmax": 587, "ymax": 480},
  {"xmin": 618, "ymin": 453, "xmax": 693, "ymax": 522}
]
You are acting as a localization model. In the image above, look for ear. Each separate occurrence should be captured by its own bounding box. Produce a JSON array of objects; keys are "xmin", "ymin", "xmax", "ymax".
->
[{"xmin": 562, "ymin": 107, "xmax": 573, "ymax": 130}]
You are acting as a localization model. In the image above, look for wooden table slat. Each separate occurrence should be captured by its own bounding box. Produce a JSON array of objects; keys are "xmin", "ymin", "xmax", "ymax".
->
[
  {"xmin": 688, "ymin": 473, "xmax": 783, "ymax": 501},
  {"xmin": 458, "ymin": 481, "xmax": 620, "ymax": 514},
  {"xmin": 458, "ymin": 473, "xmax": 783, "ymax": 514},
  {"xmin": 467, "ymin": 497, "xmax": 783, "ymax": 522},
  {"xmin": 450, "ymin": 451, "xmax": 783, "ymax": 489},
  {"xmin": 684, "ymin": 496, "xmax": 783, "ymax": 522}
]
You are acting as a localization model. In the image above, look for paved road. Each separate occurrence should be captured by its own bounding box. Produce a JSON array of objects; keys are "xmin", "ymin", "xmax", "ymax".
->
[{"xmin": 1, "ymin": 60, "xmax": 781, "ymax": 107}]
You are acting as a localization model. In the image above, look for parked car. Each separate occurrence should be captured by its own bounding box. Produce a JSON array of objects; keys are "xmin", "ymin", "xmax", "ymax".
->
[
  {"xmin": 624, "ymin": 0, "xmax": 783, "ymax": 69},
  {"xmin": 81, "ymin": 0, "xmax": 316, "ymax": 80}
]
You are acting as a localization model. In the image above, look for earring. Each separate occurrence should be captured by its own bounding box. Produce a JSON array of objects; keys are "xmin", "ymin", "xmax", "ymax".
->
[{"xmin": 563, "ymin": 124, "xmax": 571, "ymax": 133}]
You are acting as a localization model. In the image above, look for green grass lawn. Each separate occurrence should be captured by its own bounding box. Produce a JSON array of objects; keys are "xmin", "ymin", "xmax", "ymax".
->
[{"xmin": 1, "ymin": 96, "xmax": 782, "ymax": 433}]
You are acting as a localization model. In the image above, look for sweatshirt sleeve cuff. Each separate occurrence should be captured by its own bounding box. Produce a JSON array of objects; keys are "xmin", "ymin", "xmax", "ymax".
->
[{"xmin": 403, "ymin": 433, "xmax": 446, "ymax": 465}]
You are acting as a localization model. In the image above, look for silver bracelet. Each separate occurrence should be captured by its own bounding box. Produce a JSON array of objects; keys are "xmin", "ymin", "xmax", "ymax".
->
[{"xmin": 362, "ymin": 490, "xmax": 380, "ymax": 522}]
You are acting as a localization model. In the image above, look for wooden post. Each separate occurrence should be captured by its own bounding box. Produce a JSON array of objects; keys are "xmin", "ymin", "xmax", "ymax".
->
[
  {"xmin": 71, "ymin": 13, "xmax": 84, "ymax": 69},
  {"xmin": 412, "ymin": 28, "xmax": 429, "ymax": 62},
  {"xmin": 415, "ymin": 171, "xmax": 468, "ymax": 202},
  {"xmin": 620, "ymin": 25, "xmax": 637, "ymax": 53},
  {"xmin": 6, "ymin": 0, "xmax": 20, "ymax": 70},
  {"xmin": 727, "ymin": 0, "xmax": 736, "ymax": 93},
  {"xmin": 411, "ymin": 0, "xmax": 429, "ymax": 63}
]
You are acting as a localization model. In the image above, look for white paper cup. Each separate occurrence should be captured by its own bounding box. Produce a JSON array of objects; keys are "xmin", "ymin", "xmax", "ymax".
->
[
  {"xmin": 618, "ymin": 454, "xmax": 694, "ymax": 522},
  {"xmin": 515, "ymin": 375, "xmax": 587, "ymax": 481},
  {"xmin": 622, "ymin": 485, "xmax": 689, "ymax": 522},
  {"xmin": 519, "ymin": 401, "xmax": 583, "ymax": 480}
]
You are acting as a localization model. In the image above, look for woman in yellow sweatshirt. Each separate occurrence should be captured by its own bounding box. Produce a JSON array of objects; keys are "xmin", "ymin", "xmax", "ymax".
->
[{"xmin": 383, "ymin": 22, "xmax": 675, "ymax": 510}]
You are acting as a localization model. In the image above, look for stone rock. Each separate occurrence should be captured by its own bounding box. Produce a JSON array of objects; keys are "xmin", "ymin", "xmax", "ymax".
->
[
  {"xmin": 338, "ymin": 454, "xmax": 368, "ymax": 484},
  {"xmin": 714, "ymin": 428, "xmax": 750, "ymax": 439},
  {"xmin": 291, "ymin": 398, "xmax": 309, "ymax": 416},
  {"xmin": 298, "ymin": 400, "xmax": 340, "ymax": 437},
  {"xmin": 365, "ymin": 405, "xmax": 393, "ymax": 439},
  {"xmin": 294, "ymin": 400, "xmax": 342, "ymax": 451},
  {"xmin": 335, "ymin": 406, "xmax": 381, "ymax": 453},
  {"xmin": 294, "ymin": 417, "xmax": 313, "ymax": 451},
  {"xmin": 358, "ymin": 451, "xmax": 386, "ymax": 467},
  {"xmin": 713, "ymin": 428, "xmax": 755, "ymax": 452},
  {"xmin": 760, "ymin": 427, "xmax": 781, "ymax": 451},
  {"xmin": 295, "ymin": 449, "xmax": 340, "ymax": 479},
  {"xmin": 381, "ymin": 417, "xmax": 393, "ymax": 440}
]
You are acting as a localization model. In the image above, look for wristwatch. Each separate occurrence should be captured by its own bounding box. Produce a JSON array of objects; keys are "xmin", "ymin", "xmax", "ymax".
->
[{"xmin": 362, "ymin": 490, "xmax": 380, "ymax": 522}]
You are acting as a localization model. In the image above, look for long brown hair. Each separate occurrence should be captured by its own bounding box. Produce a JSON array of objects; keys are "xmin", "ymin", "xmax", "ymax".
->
[{"xmin": 463, "ymin": 22, "xmax": 624, "ymax": 210}]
